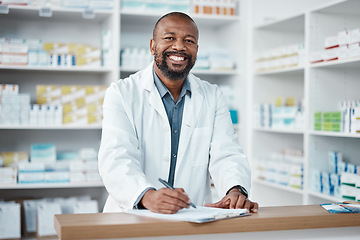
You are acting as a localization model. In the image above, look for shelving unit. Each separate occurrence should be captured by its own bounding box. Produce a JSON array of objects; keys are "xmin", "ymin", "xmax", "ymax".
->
[
  {"xmin": 248, "ymin": 0, "xmax": 360, "ymax": 206},
  {"xmin": 0, "ymin": 1, "xmax": 120, "ymax": 213},
  {"xmin": 1, "ymin": 0, "xmax": 247, "ymax": 221}
]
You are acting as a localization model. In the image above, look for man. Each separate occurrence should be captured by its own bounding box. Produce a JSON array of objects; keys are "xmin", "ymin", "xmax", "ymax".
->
[{"xmin": 98, "ymin": 12, "xmax": 258, "ymax": 214}]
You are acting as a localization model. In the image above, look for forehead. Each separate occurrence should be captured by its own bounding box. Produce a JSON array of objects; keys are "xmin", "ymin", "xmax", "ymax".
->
[{"xmin": 155, "ymin": 16, "xmax": 198, "ymax": 39}]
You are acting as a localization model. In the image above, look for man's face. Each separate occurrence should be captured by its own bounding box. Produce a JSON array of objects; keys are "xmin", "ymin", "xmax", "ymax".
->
[{"xmin": 150, "ymin": 16, "xmax": 199, "ymax": 81}]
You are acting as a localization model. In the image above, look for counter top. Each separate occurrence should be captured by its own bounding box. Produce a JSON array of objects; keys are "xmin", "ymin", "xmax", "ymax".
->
[{"xmin": 55, "ymin": 205, "xmax": 360, "ymax": 240}]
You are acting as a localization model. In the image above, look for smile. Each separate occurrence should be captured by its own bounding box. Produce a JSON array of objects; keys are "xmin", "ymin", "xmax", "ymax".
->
[{"xmin": 167, "ymin": 53, "xmax": 188, "ymax": 64}]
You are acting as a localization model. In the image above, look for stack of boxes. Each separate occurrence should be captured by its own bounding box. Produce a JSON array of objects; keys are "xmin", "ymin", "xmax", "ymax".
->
[
  {"xmin": 193, "ymin": 0, "xmax": 237, "ymax": 16},
  {"xmin": 254, "ymin": 97, "xmax": 304, "ymax": 130},
  {"xmin": 0, "ymin": 38, "xmax": 28, "ymax": 66},
  {"xmin": 121, "ymin": 0, "xmax": 190, "ymax": 14},
  {"xmin": 0, "ymin": 37, "xmax": 108, "ymax": 68},
  {"xmin": 0, "ymin": 0, "xmax": 114, "ymax": 9},
  {"xmin": 254, "ymin": 43, "xmax": 305, "ymax": 73},
  {"xmin": 36, "ymin": 84, "xmax": 106, "ymax": 126},
  {"xmin": 193, "ymin": 48, "xmax": 236, "ymax": 71},
  {"xmin": 19, "ymin": 196, "xmax": 98, "ymax": 238},
  {"xmin": 314, "ymin": 100, "xmax": 360, "ymax": 134},
  {"xmin": 13, "ymin": 144, "xmax": 101, "ymax": 184},
  {"xmin": 314, "ymin": 112, "xmax": 341, "ymax": 132},
  {"xmin": 0, "ymin": 84, "xmax": 31, "ymax": 126},
  {"xmin": 311, "ymin": 151, "xmax": 360, "ymax": 201},
  {"xmin": 255, "ymin": 148, "xmax": 304, "ymax": 189},
  {"xmin": 310, "ymin": 27, "xmax": 360, "ymax": 64},
  {"xmin": 0, "ymin": 151, "xmax": 28, "ymax": 184},
  {"xmin": 44, "ymin": 42, "xmax": 101, "ymax": 67},
  {"xmin": 0, "ymin": 83, "xmax": 105, "ymax": 127},
  {"xmin": 120, "ymin": 47, "xmax": 153, "ymax": 69}
]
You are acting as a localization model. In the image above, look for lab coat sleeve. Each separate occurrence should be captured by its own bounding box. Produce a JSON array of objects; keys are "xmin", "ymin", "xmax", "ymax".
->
[
  {"xmin": 98, "ymin": 82, "xmax": 155, "ymax": 210},
  {"xmin": 208, "ymin": 87, "xmax": 251, "ymax": 198}
]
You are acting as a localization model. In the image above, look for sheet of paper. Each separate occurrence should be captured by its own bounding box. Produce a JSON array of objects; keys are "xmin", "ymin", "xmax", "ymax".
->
[{"xmin": 126, "ymin": 206, "xmax": 249, "ymax": 223}]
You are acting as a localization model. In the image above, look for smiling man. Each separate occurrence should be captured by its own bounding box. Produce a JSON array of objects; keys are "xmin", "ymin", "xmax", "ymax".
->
[{"xmin": 98, "ymin": 12, "xmax": 258, "ymax": 214}]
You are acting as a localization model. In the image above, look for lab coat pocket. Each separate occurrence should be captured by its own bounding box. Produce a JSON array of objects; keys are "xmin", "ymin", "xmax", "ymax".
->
[{"xmin": 190, "ymin": 127, "xmax": 211, "ymax": 166}]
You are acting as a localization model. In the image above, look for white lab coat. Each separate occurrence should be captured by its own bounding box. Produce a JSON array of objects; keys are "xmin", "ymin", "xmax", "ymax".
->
[{"xmin": 98, "ymin": 63, "xmax": 250, "ymax": 212}]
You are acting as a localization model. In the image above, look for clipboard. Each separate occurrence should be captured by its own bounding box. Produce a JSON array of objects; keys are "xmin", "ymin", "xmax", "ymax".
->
[{"xmin": 126, "ymin": 206, "xmax": 250, "ymax": 223}]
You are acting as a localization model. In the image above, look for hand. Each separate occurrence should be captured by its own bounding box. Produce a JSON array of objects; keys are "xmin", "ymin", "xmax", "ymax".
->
[
  {"xmin": 205, "ymin": 189, "xmax": 258, "ymax": 213},
  {"xmin": 140, "ymin": 188, "xmax": 191, "ymax": 214}
]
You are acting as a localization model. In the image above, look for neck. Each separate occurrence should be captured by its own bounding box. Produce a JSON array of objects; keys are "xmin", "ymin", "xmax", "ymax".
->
[{"xmin": 154, "ymin": 64, "xmax": 185, "ymax": 102}]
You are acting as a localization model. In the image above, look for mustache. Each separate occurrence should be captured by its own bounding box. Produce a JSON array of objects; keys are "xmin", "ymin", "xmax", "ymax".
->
[{"xmin": 163, "ymin": 51, "xmax": 191, "ymax": 59}]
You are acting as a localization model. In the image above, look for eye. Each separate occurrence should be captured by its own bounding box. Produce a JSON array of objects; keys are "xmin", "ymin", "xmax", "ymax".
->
[
  {"xmin": 164, "ymin": 37, "xmax": 174, "ymax": 41},
  {"xmin": 185, "ymin": 39, "xmax": 196, "ymax": 44}
]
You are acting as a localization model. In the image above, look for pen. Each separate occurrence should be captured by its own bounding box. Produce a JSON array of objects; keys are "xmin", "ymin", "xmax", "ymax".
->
[{"xmin": 158, "ymin": 178, "xmax": 196, "ymax": 208}]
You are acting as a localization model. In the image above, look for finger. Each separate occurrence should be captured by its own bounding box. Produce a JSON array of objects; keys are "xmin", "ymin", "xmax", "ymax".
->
[
  {"xmin": 159, "ymin": 189, "xmax": 190, "ymax": 208},
  {"xmin": 243, "ymin": 199, "xmax": 251, "ymax": 211},
  {"xmin": 167, "ymin": 188, "xmax": 190, "ymax": 204},
  {"xmin": 251, "ymin": 202, "xmax": 259, "ymax": 213},
  {"xmin": 175, "ymin": 188, "xmax": 185, "ymax": 193},
  {"xmin": 160, "ymin": 194, "xmax": 190, "ymax": 209},
  {"xmin": 235, "ymin": 194, "xmax": 247, "ymax": 209},
  {"xmin": 206, "ymin": 197, "xmax": 230, "ymax": 209}
]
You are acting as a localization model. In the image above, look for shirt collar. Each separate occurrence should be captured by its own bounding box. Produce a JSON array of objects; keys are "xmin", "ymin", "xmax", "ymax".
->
[{"xmin": 153, "ymin": 67, "xmax": 191, "ymax": 99}]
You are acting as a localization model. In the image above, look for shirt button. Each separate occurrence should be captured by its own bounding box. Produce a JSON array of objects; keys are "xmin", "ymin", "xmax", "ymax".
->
[
  {"xmin": 173, "ymin": 154, "xmax": 176, "ymax": 158},
  {"xmin": 174, "ymin": 130, "xmax": 178, "ymax": 134}
]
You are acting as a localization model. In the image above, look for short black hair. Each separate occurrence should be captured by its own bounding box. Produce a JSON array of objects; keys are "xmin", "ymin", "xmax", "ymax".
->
[{"xmin": 152, "ymin": 12, "xmax": 198, "ymax": 39}]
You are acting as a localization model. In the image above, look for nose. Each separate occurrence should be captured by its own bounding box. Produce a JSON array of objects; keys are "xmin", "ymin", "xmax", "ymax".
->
[{"xmin": 172, "ymin": 39, "xmax": 186, "ymax": 51}]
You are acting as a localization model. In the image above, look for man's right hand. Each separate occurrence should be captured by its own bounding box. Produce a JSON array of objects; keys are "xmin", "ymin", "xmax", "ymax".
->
[{"xmin": 140, "ymin": 188, "xmax": 191, "ymax": 214}]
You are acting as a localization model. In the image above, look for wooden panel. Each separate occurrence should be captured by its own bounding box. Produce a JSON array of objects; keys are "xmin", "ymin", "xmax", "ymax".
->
[{"xmin": 54, "ymin": 205, "xmax": 360, "ymax": 240}]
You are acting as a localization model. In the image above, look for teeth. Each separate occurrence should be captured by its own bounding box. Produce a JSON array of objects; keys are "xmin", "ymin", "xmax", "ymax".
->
[{"xmin": 169, "ymin": 55, "xmax": 185, "ymax": 61}]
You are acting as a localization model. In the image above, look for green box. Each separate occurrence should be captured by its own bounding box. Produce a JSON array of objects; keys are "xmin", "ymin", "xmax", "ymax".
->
[
  {"xmin": 331, "ymin": 112, "xmax": 342, "ymax": 122},
  {"xmin": 314, "ymin": 122, "xmax": 322, "ymax": 130},
  {"xmin": 323, "ymin": 112, "xmax": 332, "ymax": 122},
  {"xmin": 323, "ymin": 121, "xmax": 332, "ymax": 131},
  {"xmin": 332, "ymin": 122, "xmax": 341, "ymax": 132},
  {"xmin": 314, "ymin": 112, "xmax": 322, "ymax": 121}
]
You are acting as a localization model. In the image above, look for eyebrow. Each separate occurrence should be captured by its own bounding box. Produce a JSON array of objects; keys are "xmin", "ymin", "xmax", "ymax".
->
[{"xmin": 163, "ymin": 32, "xmax": 197, "ymax": 40}]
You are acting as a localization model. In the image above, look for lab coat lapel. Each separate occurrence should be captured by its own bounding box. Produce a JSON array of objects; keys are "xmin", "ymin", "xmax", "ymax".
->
[
  {"xmin": 176, "ymin": 75, "xmax": 204, "ymax": 172},
  {"xmin": 143, "ymin": 63, "xmax": 168, "ymax": 123}
]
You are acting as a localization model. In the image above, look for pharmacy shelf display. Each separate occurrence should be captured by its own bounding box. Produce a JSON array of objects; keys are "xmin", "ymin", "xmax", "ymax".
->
[
  {"xmin": 0, "ymin": 1, "xmax": 120, "ymax": 217},
  {"xmin": 249, "ymin": 0, "xmax": 360, "ymax": 207}
]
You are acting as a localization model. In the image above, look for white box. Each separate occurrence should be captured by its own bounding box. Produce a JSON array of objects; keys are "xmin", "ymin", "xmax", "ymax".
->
[
  {"xmin": 350, "ymin": 28, "xmax": 360, "ymax": 44},
  {"xmin": 73, "ymin": 200, "xmax": 99, "ymax": 214},
  {"xmin": 323, "ymin": 47, "xmax": 339, "ymax": 61},
  {"xmin": 36, "ymin": 202, "xmax": 62, "ymax": 237},
  {"xmin": 23, "ymin": 199, "xmax": 44, "ymax": 233},
  {"xmin": 349, "ymin": 42, "xmax": 360, "ymax": 58},
  {"xmin": 324, "ymin": 35, "xmax": 339, "ymax": 49},
  {"xmin": 338, "ymin": 30, "xmax": 350, "ymax": 46},
  {"xmin": 18, "ymin": 172, "xmax": 45, "ymax": 183},
  {"xmin": 0, "ymin": 202, "xmax": 21, "ymax": 239}
]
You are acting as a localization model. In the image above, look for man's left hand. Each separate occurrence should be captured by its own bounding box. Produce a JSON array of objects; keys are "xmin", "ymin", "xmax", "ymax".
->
[{"xmin": 205, "ymin": 189, "xmax": 258, "ymax": 213}]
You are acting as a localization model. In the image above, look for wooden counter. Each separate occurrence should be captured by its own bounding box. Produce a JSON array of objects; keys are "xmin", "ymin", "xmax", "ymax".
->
[{"xmin": 55, "ymin": 205, "xmax": 360, "ymax": 240}]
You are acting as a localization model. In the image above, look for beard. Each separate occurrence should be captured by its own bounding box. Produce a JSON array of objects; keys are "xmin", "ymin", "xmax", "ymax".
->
[{"xmin": 154, "ymin": 49, "xmax": 195, "ymax": 81}]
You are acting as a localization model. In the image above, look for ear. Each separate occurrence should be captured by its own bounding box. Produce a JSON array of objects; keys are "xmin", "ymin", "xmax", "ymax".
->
[{"xmin": 150, "ymin": 39, "xmax": 155, "ymax": 56}]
